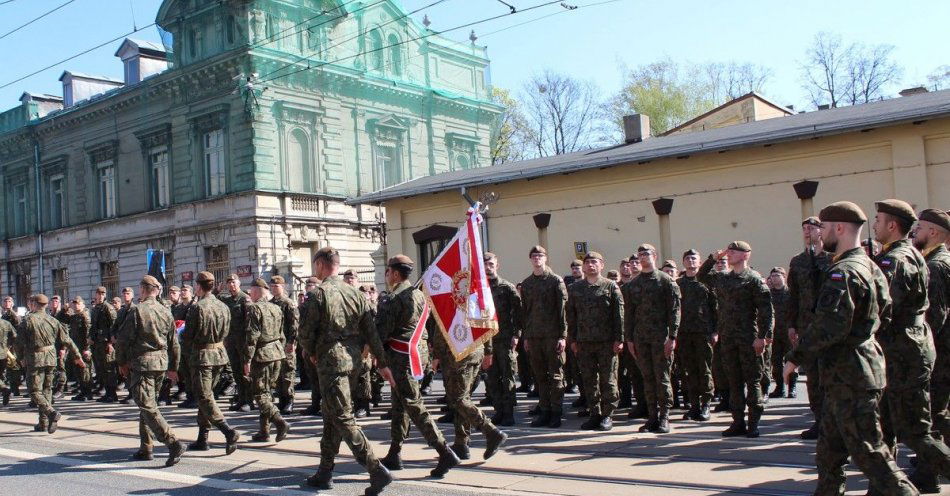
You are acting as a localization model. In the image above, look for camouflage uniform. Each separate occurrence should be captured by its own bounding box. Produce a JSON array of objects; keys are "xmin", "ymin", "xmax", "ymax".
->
[
  {"xmin": 16, "ymin": 309, "xmax": 81, "ymax": 429},
  {"xmin": 245, "ymin": 298, "xmax": 287, "ymax": 438},
  {"xmin": 787, "ymin": 249, "xmax": 832, "ymax": 425},
  {"xmin": 51, "ymin": 308, "xmax": 70, "ymax": 395},
  {"xmin": 698, "ymin": 256, "xmax": 773, "ymax": 432},
  {"xmin": 171, "ymin": 301, "xmax": 192, "ymax": 399},
  {"xmin": 182, "ymin": 292, "xmax": 234, "ymax": 443},
  {"xmin": 676, "ymin": 273, "xmax": 717, "ymax": 414},
  {"xmin": 485, "ymin": 275, "xmax": 523, "ymax": 421},
  {"xmin": 68, "ymin": 310, "xmax": 94, "ymax": 398},
  {"xmin": 297, "ymin": 275, "xmax": 388, "ymax": 476},
  {"xmin": 875, "ymin": 238, "xmax": 950, "ymax": 479},
  {"xmin": 271, "ymin": 293, "xmax": 299, "ymax": 408},
  {"xmin": 298, "ymin": 294, "xmax": 321, "ymax": 412},
  {"xmin": 769, "ymin": 286, "xmax": 793, "ymax": 394},
  {"xmin": 925, "ymin": 244, "xmax": 950, "ymax": 442},
  {"xmin": 520, "ymin": 268, "xmax": 568, "ymax": 419},
  {"xmin": 566, "ymin": 276, "xmax": 624, "ymax": 420},
  {"xmin": 115, "ymin": 296, "xmax": 181, "ymax": 454},
  {"xmin": 222, "ymin": 290, "xmax": 252, "ymax": 407},
  {"xmin": 787, "ymin": 247, "xmax": 917, "ymax": 495},
  {"xmin": 624, "ymin": 270, "xmax": 680, "ymax": 426},
  {"xmin": 2, "ymin": 310, "xmax": 22, "ymax": 395},
  {"xmin": 0, "ymin": 319, "xmax": 16, "ymax": 394},
  {"xmin": 90, "ymin": 301, "xmax": 118, "ymax": 398}
]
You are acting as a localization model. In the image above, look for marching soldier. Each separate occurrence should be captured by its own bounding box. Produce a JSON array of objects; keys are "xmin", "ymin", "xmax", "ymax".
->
[
  {"xmin": 49, "ymin": 296, "xmax": 70, "ymax": 399},
  {"xmin": 115, "ymin": 276, "xmax": 185, "ymax": 467},
  {"xmin": 767, "ymin": 267, "xmax": 794, "ymax": 399},
  {"xmin": 376, "ymin": 254, "xmax": 460, "ymax": 478},
  {"xmin": 676, "ymin": 249, "xmax": 717, "ymax": 421},
  {"xmin": 567, "ymin": 251, "xmax": 624, "ymax": 432},
  {"xmin": 521, "ymin": 246, "xmax": 569, "ymax": 428},
  {"xmin": 16, "ymin": 294, "xmax": 84, "ymax": 434},
  {"xmin": 90, "ymin": 286, "xmax": 118, "ymax": 402},
  {"xmin": 873, "ymin": 199, "xmax": 950, "ymax": 492},
  {"xmin": 298, "ymin": 276, "xmax": 322, "ymax": 417},
  {"xmin": 182, "ymin": 271, "xmax": 240, "ymax": 455},
  {"xmin": 2, "ymin": 296, "xmax": 22, "ymax": 399},
  {"xmin": 68, "ymin": 297, "xmax": 94, "ymax": 402},
  {"xmin": 784, "ymin": 201, "xmax": 918, "ymax": 495},
  {"xmin": 268, "ymin": 275, "xmax": 299, "ymax": 416},
  {"xmin": 0, "ymin": 314, "xmax": 15, "ymax": 406},
  {"xmin": 298, "ymin": 247, "xmax": 394, "ymax": 495},
  {"xmin": 484, "ymin": 252, "xmax": 523, "ymax": 427},
  {"xmin": 111, "ymin": 287, "xmax": 136, "ymax": 404},
  {"xmin": 173, "ymin": 285, "xmax": 196, "ymax": 408},
  {"xmin": 245, "ymin": 278, "xmax": 290, "ymax": 443},
  {"xmin": 222, "ymin": 274, "xmax": 252, "ymax": 412},
  {"xmin": 699, "ymin": 241, "xmax": 773, "ymax": 438}
]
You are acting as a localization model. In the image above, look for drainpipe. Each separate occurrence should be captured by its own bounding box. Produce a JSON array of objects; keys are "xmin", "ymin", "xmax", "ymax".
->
[{"xmin": 33, "ymin": 134, "xmax": 44, "ymax": 294}]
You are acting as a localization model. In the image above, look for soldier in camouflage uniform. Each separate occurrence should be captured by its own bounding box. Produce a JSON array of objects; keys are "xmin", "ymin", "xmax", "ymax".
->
[
  {"xmin": 67, "ymin": 297, "xmax": 94, "ymax": 402},
  {"xmin": 624, "ymin": 244, "xmax": 680, "ymax": 433},
  {"xmin": 784, "ymin": 201, "xmax": 918, "ymax": 495},
  {"xmin": 2, "ymin": 296, "xmax": 22, "ymax": 398},
  {"xmin": 48, "ymin": 296, "xmax": 70, "ymax": 398},
  {"xmin": 521, "ymin": 246, "xmax": 569, "ymax": 428},
  {"xmin": 913, "ymin": 210, "xmax": 950, "ymax": 447},
  {"xmin": 90, "ymin": 286, "xmax": 118, "ymax": 402},
  {"xmin": 245, "ymin": 278, "xmax": 290, "ymax": 444},
  {"xmin": 343, "ymin": 271, "xmax": 374, "ymax": 419},
  {"xmin": 767, "ymin": 267, "xmax": 794, "ymax": 399},
  {"xmin": 872, "ymin": 200, "xmax": 950, "ymax": 492},
  {"xmin": 360, "ymin": 283, "xmax": 386, "ymax": 409},
  {"xmin": 268, "ymin": 275, "xmax": 299, "ymax": 416},
  {"xmin": 182, "ymin": 271, "xmax": 240, "ymax": 455},
  {"xmin": 221, "ymin": 274, "xmax": 253, "ymax": 412},
  {"xmin": 677, "ymin": 249, "xmax": 717, "ymax": 421},
  {"xmin": 298, "ymin": 276, "xmax": 322, "ymax": 416},
  {"xmin": 173, "ymin": 285, "xmax": 195, "ymax": 408},
  {"xmin": 115, "ymin": 276, "xmax": 185, "ymax": 467},
  {"xmin": 484, "ymin": 252, "xmax": 523, "ymax": 427},
  {"xmin": 710, "ymin": 255, "xmax": 731, "ymax": 413},
  {"xmin": 16, "ymin": 294, "xmax": 84, "ymax": 434},
  {"xmin": 787, "ymin": 216, "xmax": 832, "ymax": 439},
  {"xmin": 376, "ymin": 254, "xmax": 460, "ymax": 478},
  {"xmin": 298, "ymin": 247, "xmax": 394, "ymax": 495},
  {"xmin": 699, "ymin": 241, "xmax": 773, "ymax": 438},
  {"xmin": 111, "ymin": 287, "xmax": 136, "ymax": 404},
  {"xmin": 0, "ymin": 314, "xmax": 16, "ymax": 406},
  {"xmin": 567, "ymin": 251, "xmax": 624, "ymax": 432}
]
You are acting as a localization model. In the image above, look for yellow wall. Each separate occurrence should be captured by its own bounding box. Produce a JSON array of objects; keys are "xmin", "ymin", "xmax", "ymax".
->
[{"xmin": 383, "ymin": 119, "xmax": 950, "ymax": 283}]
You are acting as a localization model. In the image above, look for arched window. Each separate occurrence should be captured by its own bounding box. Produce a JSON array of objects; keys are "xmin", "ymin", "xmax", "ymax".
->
[
  {"xmin": 368, "ymin": 29, "xmax": 383, "ymax": 71},
  {"xmin": 388, "ymin": 34, "xmax": 402, "ymax": 76},
  {"xmin": 287, "ymin": 128, "xmax": 311, "ymax": 192}
]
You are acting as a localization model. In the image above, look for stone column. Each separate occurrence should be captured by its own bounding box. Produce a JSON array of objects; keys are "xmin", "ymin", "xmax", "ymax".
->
[{"xmin": 652, "ymin": 198, "xmax": 674, "ymax": 262}]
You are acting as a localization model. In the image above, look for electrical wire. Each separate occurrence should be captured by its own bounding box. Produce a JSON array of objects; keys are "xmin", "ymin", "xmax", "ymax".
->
[{"xmin": 0, "ymin": 0, "xmax": 76, "ymax": 40}]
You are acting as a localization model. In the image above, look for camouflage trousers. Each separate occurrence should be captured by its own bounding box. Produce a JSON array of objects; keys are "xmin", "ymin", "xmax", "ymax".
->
[
  {"xmin": 486, "ymin": 336, "xmax": 517, "ymax": 415},
  {"xmin": 515, "ymin": 338, "xmax": 533, "ymax": 389},
  {"xmin": 527, "ymin": 337, "xmax": 565, "ymax": 415},
  {"xmin": 225, "ymin": 339, "xmax": 252, "ymax": 405},
  {"xmin": 28, "ymin": 365, "xmax": 56, "ymax": 425},
  {"xmin": 316, "ymin": 365, "xmax": 382, "ymax": 474},
  {"xmin": 67, "ymin": 351, "xmax": 93, "ymax": 393},
  {"xmin": 720, "ymin": 340, "xmax": 764, "ymax": 423},
  {"xmin": 177, "ymin": 352, "xmax": 192, "ymax": 395},
  {"xmin": 677, "ymin": 333, "xmax": 714, "ymax": 408},
  {"xmin": 445, "ymin": 348, "xmax": 497, "ymax": 447},
  {"xmin": 93, "ymin": 342, "xmax": 117, "ymax": 393},
  {"xmin": 711, "ymin": 339, "xmax": 726, "ymax": 396},
  {"xmin": 634, "ymin": 339, "xmax": 672, "ymax": 419},
  {"xmin": 387, "ymin": 350, "xmax": 445, "ymax": 450},
  {"xmin": 577, "ymin": 342, "xmax": 619, "ymax": 418},
  {"xmin": 130, "ymin": 370, "xmax": 177, "ymax": 451},
  {"xmin": 881, "ymin": 381, "xmax": 950, "ymax": 479},
  {"xmin": 351, "ymin": 357, "xmax": 372, "ymax": 407},
  {"xmin": 816, "ymin": 386, "xmax": 917, "ymax": 495},
  {"xmin": 618, "ymin": 350, "xmax": 645, "ymax": 409},
  {"xmin": 931, "ymin": 335, "xmax": 950, "ymax": 442},
  {"xmin": 303, "ymin": 351, "xmax": 321, "ymax": 408},
  {"xmin": 770, "ymin": 331, "xmax": 797, "ymax": 392},
  {"xmin": 193, "ymin": 365, "xmax": 226, "ymax": 429},
  {"xmin": 760, "ymin": 343, "xmax": 771, "ymax": 393},
  {"xmin": 251, "ymin": 360, "xmax": 281, "ymax": 429},
  {"xmin": 0, "ymin": 357, "xmax": 7, "ymax": 391},
  {"xmin": 276, "ymin": 349, "xmax": 296, "ymax": 400}
]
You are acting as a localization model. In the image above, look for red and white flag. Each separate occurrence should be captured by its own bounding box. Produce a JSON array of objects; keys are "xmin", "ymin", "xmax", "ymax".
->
[
  {"xmin": 175, "ymin": 320, "xmax": 186, "ymax": 336},
  {"xmin": 420, "ymin": 203, "xmax": 498, "ymax": 361}
]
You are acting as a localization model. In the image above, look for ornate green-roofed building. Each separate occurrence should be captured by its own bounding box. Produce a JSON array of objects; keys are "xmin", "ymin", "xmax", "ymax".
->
[{"xmin": 0, "ymin": 0, "xmax": 501, "ymax": 302}]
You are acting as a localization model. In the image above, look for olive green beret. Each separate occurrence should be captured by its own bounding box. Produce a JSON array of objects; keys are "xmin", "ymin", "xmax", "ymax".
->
[
  {"xmin": 770, "ymin": 267, "xmax": 787, "ymax": 276},
  {"xmin": 168, "ymin": 285, "xmax": 180, "ymax": 292},
  {"xmin": 225, "ymin": 273, "xmax": 240, "ymax": 282},
  {"xmin": 269, "ymin": 275, "xmax": 285, "ymax": 285},
  {"xmin": 140, "ymin": 276, "xmax": 160, "ymax": 289},
  {"xmin": 196, "ymin": 271, "xmax": 215, "ymax": 283},
  {"xmin": 529, "ymin": 245, "xmax": 547, "ymax": 257},
  {"xmin": 637, "ymin": 243, "xmax": 656, "ymax": 253},
  {"xmin": 32, "ymin": 294, "xmax": 49, "ymax": 305},
  {"xmin": 122, "ymin": 287, "xmax": 134, "ymax": 293},
  {"xmin": 819, "ymin": 201, "xmax": 867, "ymax": 224},
  {"xmin": 483, "ymin": 251, "xmax": 497, "ymax": 261},
  {"xmin": 728, "ymin": 241, "xmax": 752, "ymax": 252},
  {"xmin": 802, "ymin": 216, "xmax": 821, "ymax": 227},
  {"xmin": 583, "ymin": 251, "xmax": 604, "ymax": 261},
  {"xmin": 387, "ymin": 254, "xmax": 414, "ymax": 268},
  {"xmin": 251, "ymin": 278, "xmax": 268, "ymax": 289},
  {"xmin": 569, "ymin": 259, "xmax": 582, "ymax": 267},
  {"xmin": 662, "ymin": 260, "xmax": 677, "ymax": 269},
  {"xmin": 96, "ymin": 286, "xmax": 107, "ymax": 294},
  {"xmin": 682, "ymin": 249, "xmax": 700, "ymax": 258},
  {"xmin": 919, "ymin": 208, "xmax": 950, "ymax": 232},
  {"xmin": 606, "ymin": 270, "xmax": 619, "ymax": 278},
  {"xmin": 875, "ymin": 199, "xmax": 917, "ymax": 223}
]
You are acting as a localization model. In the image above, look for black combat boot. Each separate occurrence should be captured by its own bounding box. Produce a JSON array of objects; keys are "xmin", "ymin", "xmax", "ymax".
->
[
  {"xmin": 697, "ymin": 402, "xmax": 711, "ymax": 421},
  {"xmin": 653, "ymin": 414, "xmax": 671, "ymax": 433},
  {"xmin": 530, "ymin": 409, "xmax": 551, "ymax": 427},
  {"xmin": 800, "ymin": 422, "xmax": 820, "ymax": 440},
  {"xmin": 306, "ymin": 463, "xmax": 334, "ymax": 490},
  {"xmin": 483, "ymin": 427, "xmax": 508, "ymax": 460},
  {"xmin": 280, "ymin": 398, "xmax": 294, "ymax": 416},
  {"xmin": 909, "ymin": 467, "xmax": 941, "ymax": 494},
  {"xmin": 768, "ymin": 385, "xmax": 786, "ymax": 399},
  {"xmin": 47, "ymin": 410, "xmax": 62, "ymax": 434},
  {"xmin": 188, "ymin": 427, "xmax": 210, "ymax": 451},
  {"xmin": 581, "ymin": 415, "xmax": 601, "ymax": 431},
  {"xmin": 217, "ymin": 423, "xmax": 240, "ymax": 455},
  {"xmin": 165, "ymin": 440, "xmax": 184, "ymax": 467},
  {"xmin": 451, "ymin": 443, "xmax": 471, "ymax": 460},
  {"xmin": 273, "ymin": 415, "xmax": 289, "ymax": 442},
  {"xmin": 746, "ymin": 409, "xmax": 762, "ymax": 438},
  {"xmin": 596, "ymin": 415, "xmax": 613, "ymax": 432},
  {"xmin": 380, "ymin": 444, "xmax": 402, "ymax": 471},
  {"xmin": 354, "ymin": 400, "xmax": 369, "ymax": 419},
  {"xmin": 684, "ymin": 404, "xmax": 699, "ymax": 421},
  {"xmin": 548, "ymin": 408, "xmax": 563, "ymax": 428},
  {"xmin": 251, "ymin": 417, "xmax": 271, "ymax": 442},
  {"xmin": 639, "ymin": 416, "xmax": 659, "ymax": 433},
  {"xmin": 366, "ymin": 465, "xmax": 393, "ymax": 496},
  {"xmin": 131, "ymin": 448, "xmax": 153, "ymax": 461},
  {"xmin": 431, "ymin": 442, "xmax": 461, "ymax": 478},
  {"xmin": 722, "ymin": 420, "xmax": 747, "ymax": 437}
]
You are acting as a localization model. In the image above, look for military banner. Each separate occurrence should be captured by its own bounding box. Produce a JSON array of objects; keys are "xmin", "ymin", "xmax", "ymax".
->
[{"xmin": 420, "ymin": 203, "xmax": 498, "ymax": 361}]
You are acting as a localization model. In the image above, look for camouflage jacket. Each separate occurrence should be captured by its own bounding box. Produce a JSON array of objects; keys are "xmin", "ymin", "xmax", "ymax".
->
[
  {"xmin": 271, "ymin": 294, "xmax": 299, "ymax": 346},
  {"xmin": 52, "ymin": 309, "xmax": 70, "ymax": 325},
  {"xmin": 115, "ymin": 296, "xmax": 180, "ymax": 373},
  {"xmin": 520, "ymin": 267, "xmax": 568, "ymax": 339},
  {"xmin": 787, "ymin": 247, "xmax": 888, "ymax": 390},
  {"xmin": 676, "ymin": 274, "xmax": 717, "ymax": 336},
  {"xmin": 376, "ymin": 280, "xmax": 429, "ymax": 356},
  {"xmin": 0, "ymin": 318, "xmax": 15, "ymax": 355},
  {"xmin": 925, "ymin": 244, "xmax": 950, "ymax": 340},
  {"xmin": 111, "ymin": 303, "xmax": 135, "ymax": 340},
  {"xmin": 182, "ymin": 293, "xmax": 231, "ymax": 367},
  {"xmin": 698, "ymin": 256, "xmax": 774, "ymax": 343},
  {"xmin": 90, "ymin": 302, "xmax": 117, "ymax": 344},
  {"xmin": 875, "ymin": 238, "xmax": 934, "ymax": 389},
  {"xmin": 299, "ymin": 275, "xmax": 387, "ymax": 373},
  {"xmin": 787, "ymin": 248, "xmax": 832, "ymax": 331},
  {"xmin": 623, "ymin": 270, "xmax": 680, "ymax": 342},
  {"xmin": 770, "ymin": 287, "xmax": 791, "ymax": 339},
  {"xmin": 15, "ymin": 310, "xmax": 80, "ymax": 368},
  {"xmin": 567, "ymin": 276, "xmax": 624, "ymax": 343},
  {"xmin": 489, "ymin": 275, "xmax": 524, "ymax": 342},
  {"xmin": 171, "ymin": 301, "xmax": 192, "ymax": 321},
  {"xmin": 69, "ymin": 310, "xmax": 92, "ymax": 352},
  {"xmin": 245, "ymin": 300, "xmax": 286, "ymax": 363},
  {"xmin": 222, "ymin": 290, "xmax": 250, "ymax": 342}
]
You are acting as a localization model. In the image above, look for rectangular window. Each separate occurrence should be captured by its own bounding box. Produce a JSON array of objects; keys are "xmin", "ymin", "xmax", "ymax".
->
[
  {"xmin": 52, "ymin": 268, "xmax": 68, "ymax": 301},
  {"xmin": 49, "ymin": 174, "xmax": 66, "ymax": 229},
  {"xmin": 204, "ymin": 245, "xmax": 230, "ymax": 285},
  {"xmin": 100, "ymin": 261, "xmax": 119, "ymax": 299},
  {"xmin": 376, "ymin": 145, "xmax": 400, "ymax": 188},
  {"xmin": 15, "ymin": 273, "xmax": 31, "ymax": 307},
  {"xmin": 150, "ymin": 147, "xmax": 170, "ymax": 208},
  {"xmin": 97, "ymin": 160, "xmax": 116, "ymax": 218},
  {"xmin": 204, "ymin": 129, "xmax": 226, "ymax": 196},
  {"xmin": 13, "ymin": 182, "xmax": 28, "ymax": 235}
]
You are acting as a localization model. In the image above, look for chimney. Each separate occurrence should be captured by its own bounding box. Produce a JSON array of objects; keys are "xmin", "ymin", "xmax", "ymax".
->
[
  {"xmin": 899, "ymin": 86, "xmax": 928, "ymax": 97},
  {"xmin": 623, "ymin": 114, "xmax": 651, "ymax": 144},
  {"xmin": 115, "ymin": 38, "xmax": 169, "ymax": 85}
]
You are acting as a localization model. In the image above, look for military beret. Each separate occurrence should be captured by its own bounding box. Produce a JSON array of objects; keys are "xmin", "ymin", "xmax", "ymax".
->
[
  {"xmin": 637, "ymin": 243, "xmax": 656, "ymax": 253},
  {"xmin": 140, "ymin": 276, "xmax": 160, "ymax": 289},
  {"xmin": 662, "ymin": 260, "xmax": 677, "ymax": 269},
  {"xmin": 360, "ymin": 283, "xmax": 377, "ymax": 292},
  {"xmin": 583, "ymin": 251, "xmax": 604, "ymax": 261},
  {"xmin": 71, "ymin": 295, "xmax": 84, "ymax": 304},
  {"xmin": 483, "ymin": 251, "xmax": 497, "ymax": 262},
  {"xmin": 251, "ymin": 277, "xmax": 268, "ymax": 289},
  {"xmin": 182, "ymin": 284, "xmax": 194, "ymax": 291},
  {"xmin": 770, "ymin": 267, "xmax": 787, "ymax": 276},
  {"xmin": 569, "ymin": 259, "xmax": 582, "ymax": 267},
  {"xmin": 225, "ymin": 273, "xmax": 240, "ymax": 282},
  {"xmin": 51, "ymin": 295, "xmax": 61, "ymax": 300},
  {"xmin": 529, "ymin": 245, "xmax": 547, "ymax": 257},
  {"xmin": 313, "ymin": 246, "xmax": 340, "ymax": 263},
  {"xmin": 342, "ymin": 269, "xmax": 357, "ymax": 277},
  {"xmin": 606, "ymin": 270, "xmax": 620, "ymax": 278},
  {"xmin": 269, "ymin": 275, "xmax": 285, "ymax": 285},
  {"xmin": 875, "ymin": 199, "xmax": 917, "ymax": 223},
  {"xmin": 819, "ymin": 201, "xmax": 867, "ymax": 224},
  {"xmin": 96, "ymin": 286, "xmax": 107, "ymax": 294},
  {"xmin": 802, "ymin": 216, "xmax": 821, "ymax": 227},
  {"xmin": 919, "ymin": 208, "xmax": 950, "ymax": 232},
  {"xmin": 32, "ymin": 294, "xmax": 49, "ymax": 305},
  {"xmin": 682, "ymin": 249, "xmax": 700, "ymax": 258},
  {"xmin": 168, "ymin": 285, "xmax": 180, "ymax": 292},
  {"xmin": 196, "ymin": 271, "xmax": 215, "ymax": 283},
  {"xmin": 388, "ymin": 254, "xmax": 414, "ymax": 268},
  {"xmin": 305, "ymin": 276, "xmax": 320, "ymax": 284},
  {"xmin": 122, "ymin": 287, "xmax": 134, "ymax": 293},
  {"xmin": 728, "ymin": 241, "xmax": 752, "ymax": 252}
]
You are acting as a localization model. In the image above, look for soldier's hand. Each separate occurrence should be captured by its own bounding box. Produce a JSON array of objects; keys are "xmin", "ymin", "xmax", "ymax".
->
[
  {"xmin": 571, "ymin": 342, "xmax": 579, "ymax": 355},
  {"xmin": 362, "ymin": 344, "xmax": 370, "ymax": 360},
  {"xmin": 556, "ymin": 338, "xmax": 566, "ymax": 354},
  {"xmin": 58, "ymin": 349, "xmax": 66, "ymax": 359},
  {"xmin": 378, "ymin": 367, "xmax": 395, "ymax": 389},
  {"xmin": 510, "ymin": 337, "xmax": 518, "ymax": 351},
  {"xmin": 167, "ymin": 370, "xmax": 179, "ymax": 383},
  {"xmin": 752, "ymin": 338, "xmax": 766, "ymax": 355},
  {"xmin": 714, "ymin": 249, "xmax": 727, "ymax": 260},
  {"xmin": 626, "ymin": 341, "xmax": 637, "ymax": 359},
  {"xmin": 709, "ymin": 333, "xmax": 719, "ymax": 345},
  {"xmin": 285, "ymin": 342, "xmax": 295, "ymax": 354},
  {"xmin": 76, "ymin": 358, "xmax": 87, "ymax": 369},
  {"xmin": 82, "ymin": 350, "xmax": 92, "ymax": 360},
  {"xmin": 612, "ymin": 341, "xmax": 623, "ymax": 354},
  {"xmin": 481, "ymin": 355, "xmax": 493, "ymax": 370},
  {"xmin": 788, "ymin": 328, "xmax": 798, "ymax": 346},
  {"xmin": 783, "ymin": 361, "xmax": 798, "ymax": 384},
  {"xmin": 663, "ymin": 337, "xmax": 676, "ymax": 358}
]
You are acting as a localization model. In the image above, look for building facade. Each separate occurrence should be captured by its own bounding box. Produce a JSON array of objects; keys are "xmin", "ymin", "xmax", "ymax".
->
[{"xmin": 0, "ymin": 0, "xmax": 502, "ymax": 304}]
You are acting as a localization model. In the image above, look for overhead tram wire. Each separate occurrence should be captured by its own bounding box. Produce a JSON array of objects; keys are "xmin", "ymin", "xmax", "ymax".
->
[
  {"xmin": 247, "ymin": 0, "xmax": 373, "ymax": 51},
  {"xmin": 257, "ymin": 0, "xmax": 570, "ymax": 87},
  {"xmin": 0, "ymin": 0, "xmax": 76, "ymax": 40}
]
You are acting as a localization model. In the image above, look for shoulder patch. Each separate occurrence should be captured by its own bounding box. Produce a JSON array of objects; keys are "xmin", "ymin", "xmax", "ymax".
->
[
  {"xmin": 830, "ymin": 272, "xmax": 845, "ymax": 281},
  {"xmin": 880, "ymin": 258, "xmax": 892, "ymax": 267}
]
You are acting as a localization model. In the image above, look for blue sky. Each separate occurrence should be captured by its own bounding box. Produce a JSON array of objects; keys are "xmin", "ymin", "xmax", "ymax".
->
[{"xmin": 1, "ymin": 0, "xmax": 947, "ymax": 112}]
